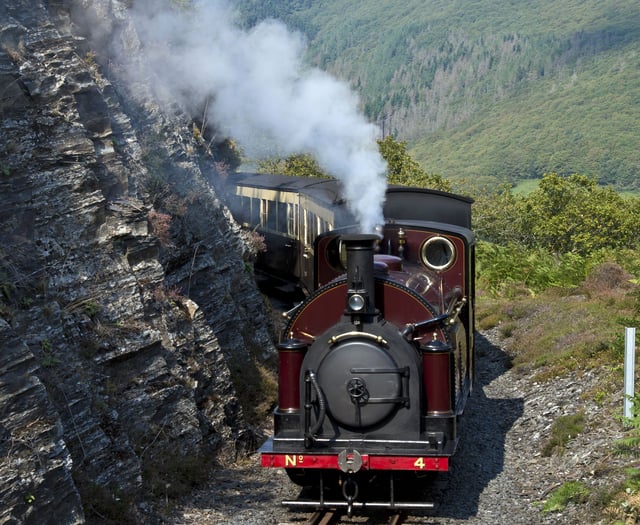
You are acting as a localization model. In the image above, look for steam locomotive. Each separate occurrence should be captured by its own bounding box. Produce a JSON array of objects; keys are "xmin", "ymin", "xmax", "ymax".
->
[{"xmin": 227, "ymin": 173, "xmax": 475, "ymax": 512}]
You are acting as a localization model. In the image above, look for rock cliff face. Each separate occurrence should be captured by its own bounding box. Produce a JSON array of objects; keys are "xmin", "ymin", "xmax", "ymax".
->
[{"xmin": 0, "ymin": 1, "xmax": 274, "ymax": 523}]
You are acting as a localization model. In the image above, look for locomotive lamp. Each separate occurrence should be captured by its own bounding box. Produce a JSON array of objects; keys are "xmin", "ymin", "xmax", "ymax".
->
[
  {"xmin": 347, "ymin": 293, "xmax": 366, "ymax": 312},
  {"xmin": 397, "ymin": 228, "xmax": 406, "ymax": 259}
]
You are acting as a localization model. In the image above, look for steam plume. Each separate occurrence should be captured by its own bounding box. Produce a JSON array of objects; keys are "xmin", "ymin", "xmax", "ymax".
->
[{"xmin": 127, "ymin": 0, "xmax": 387, "ymax": 233}]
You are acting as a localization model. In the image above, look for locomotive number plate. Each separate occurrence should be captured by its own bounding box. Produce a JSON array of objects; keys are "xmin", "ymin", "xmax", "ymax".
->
[{"xmin": 261, "ymin": 453, "xmax": 449, "ymax": 472}]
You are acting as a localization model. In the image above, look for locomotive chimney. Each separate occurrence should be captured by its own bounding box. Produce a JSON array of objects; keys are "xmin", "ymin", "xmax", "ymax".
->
[{"xmin": 342, "ymin": 234, "xmax": 378, "ymax": 320}]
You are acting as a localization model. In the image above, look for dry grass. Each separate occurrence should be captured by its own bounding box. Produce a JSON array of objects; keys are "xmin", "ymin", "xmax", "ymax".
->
[
  {"xmin": 605, "ymin": 480, "xmax": 640, "ymax": 525},
  {"xmin": 476, "ymin": 262, "xmax": 638, "ymax": 382}
]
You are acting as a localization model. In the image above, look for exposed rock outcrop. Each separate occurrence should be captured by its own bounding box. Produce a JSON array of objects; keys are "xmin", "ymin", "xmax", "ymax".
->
[{"xmin": 0, "ymin": 1, "xmax": 274, "ymax": 523}]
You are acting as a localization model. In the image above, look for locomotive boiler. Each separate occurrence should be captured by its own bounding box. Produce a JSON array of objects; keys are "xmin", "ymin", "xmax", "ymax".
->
[{"xmin": 228, "ymin": 174, "xmax": 475, "ymax": 511}]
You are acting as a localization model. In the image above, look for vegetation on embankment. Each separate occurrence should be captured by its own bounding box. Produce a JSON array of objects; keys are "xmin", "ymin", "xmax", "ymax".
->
[
  {"xmin": 471, "ymin": 172, "xmax": 640, "ymax": 521},
  {"xmin": 472, "ymin": 169, "xmax": 640, "ymax": 407}
]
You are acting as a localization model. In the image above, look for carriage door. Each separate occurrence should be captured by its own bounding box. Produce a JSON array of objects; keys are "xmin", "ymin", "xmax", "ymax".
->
[{"xmin": 299, "ymin": 196, "xmax": 315, "ymax": 291}]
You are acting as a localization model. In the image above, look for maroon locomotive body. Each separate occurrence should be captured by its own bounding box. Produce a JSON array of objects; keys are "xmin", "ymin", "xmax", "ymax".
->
[{"xmin": 229, "ymin": 174, "xmax": 475, "ymax": 512}]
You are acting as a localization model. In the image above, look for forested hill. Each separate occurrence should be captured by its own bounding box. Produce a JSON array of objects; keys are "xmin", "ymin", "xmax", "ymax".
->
[{"xmin": 236, "ymin": 0, "xmax": 640, "ymax": 192}]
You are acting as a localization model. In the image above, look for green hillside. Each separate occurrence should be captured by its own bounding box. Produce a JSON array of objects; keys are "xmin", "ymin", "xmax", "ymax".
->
[{"xmin": 236, "ymin": 0, "xmax": 640, "ymax": 191}]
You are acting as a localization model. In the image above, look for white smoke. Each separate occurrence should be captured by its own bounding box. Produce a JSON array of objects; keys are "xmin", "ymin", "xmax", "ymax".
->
[{"xmin": 127, "ymin": 0, "xmax": 387, "ymax": 233}]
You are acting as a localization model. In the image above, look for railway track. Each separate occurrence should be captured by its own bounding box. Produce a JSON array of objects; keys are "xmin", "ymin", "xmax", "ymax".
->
[
  {"xmin": 306, "ymin": 509, "xmax": 338, "ymax": 525},
  {"xmin": 304, "ymin": 508, "xmax": 406, "ymax": 525}
]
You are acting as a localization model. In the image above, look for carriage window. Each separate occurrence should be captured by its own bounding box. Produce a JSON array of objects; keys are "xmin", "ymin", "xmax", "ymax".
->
[
  {"xmin": 305, "ymin": 211, "xmax": 315, "ymax": 245},
  {"xmin": 250, "ymin": 197, "xmax": 260, "ymax": 226},
  {"xmin": 239, "ymin": 196, "xmax": 250, "ymax": 223},
  {"xmin": 288, "ymin": 203, "xmax": 296, "ymax": 236},
  {"xmin": 278, "ymin": 201, "xmax": 287, "ymax": 233},
  {"xmin": 260, "ymin": 199, "xmax": 268, "ymax": 227},
  {"xmin": 304, "ymin": 211, "xmax": 309, "ymax": 245},
  {"xmin": 268, "ymin": 200, "xmax": 277, "ymax": 230},
  {"xmin": 319, "ymin": 217, "xmax": 329, "ymax": 235}
]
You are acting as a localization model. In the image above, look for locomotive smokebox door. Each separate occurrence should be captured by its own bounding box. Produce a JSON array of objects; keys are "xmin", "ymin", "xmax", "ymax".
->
[{"xmin": 318, "ymin": 338, "xmax": 402, "ymax": 428}]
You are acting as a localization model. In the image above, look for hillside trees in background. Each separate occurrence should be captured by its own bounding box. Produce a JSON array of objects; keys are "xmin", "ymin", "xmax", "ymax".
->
[
  {"xmin": 378, "ymin": 136, "xmax": 451, "ymax": 191},
  {"xmin": 234, "ymin": 0, "xmax": 316, "ymax": 33},
  {"xmin": 523, "ymin": 174, "xmax": 638, "ymax": 255},
  {"xmin": 474, "ymin": 173, "xmax": 640, "ymax": 294},
  {"xmin": 257, "ymin": 136, "xmax": 452, "ymax": 191},
  {"xmin": 235, "ymin": 0, "xmax": 640, "ymax": 192},
  {"xmin": 477, "ymin": 173, "xmax": 639, "ymax": 254},
  {"xmin": 257, "ymin": 153, "xmax": 327, "ymax": 179}
]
